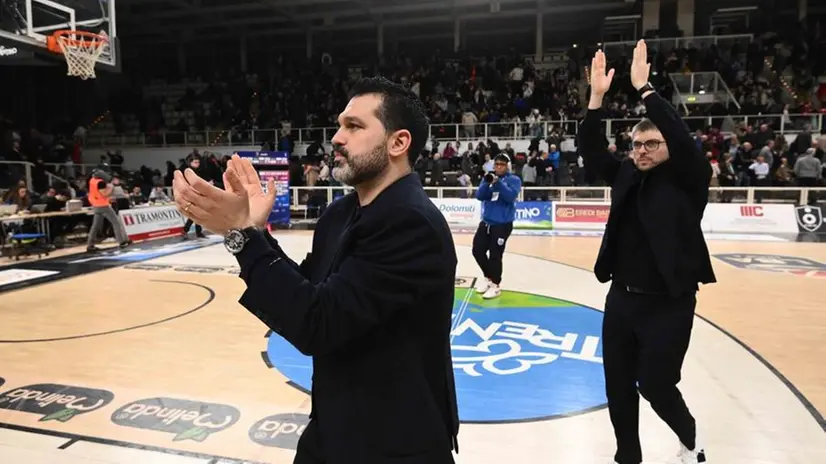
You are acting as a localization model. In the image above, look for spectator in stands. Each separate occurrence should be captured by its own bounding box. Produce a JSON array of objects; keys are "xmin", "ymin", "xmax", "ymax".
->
[
  {"xmin": 5, "ymin": 184, "xmax": 31, "ymax": 211},
  {"xmin": 749, "ymin": 154, "xmax": 772, "ymax": 202},
  {"xmin": 717, "ymin": 153, "xmax": 737, "ymax": 203},
  {"xmin": 43, "ymin": 186, "xmax": 75, "ymax": 244},
  {"xmin": 794, "ymin": 148, "xmax": 823, "ymax": 204},
  {"xmin": 149, "ymin": 186, "xmax": 170, "ymax": 203},
  {"xmin": 130, "ymin": 186, "xmax": 146, "ymax": 205}
]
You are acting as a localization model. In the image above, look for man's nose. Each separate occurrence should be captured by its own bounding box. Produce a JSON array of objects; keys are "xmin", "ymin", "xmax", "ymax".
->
[{"xmin": 331, "ymin": 128, "xmax": 346, "ymax": 147}]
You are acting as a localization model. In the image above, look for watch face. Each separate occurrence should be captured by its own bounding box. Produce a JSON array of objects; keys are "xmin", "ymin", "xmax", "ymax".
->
[{"xmin": 224, "ymin": 230, "xmax": 246, "ymax": 254}]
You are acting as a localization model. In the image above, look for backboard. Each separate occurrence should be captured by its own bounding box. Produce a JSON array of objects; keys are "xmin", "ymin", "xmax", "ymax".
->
[{"xmin": 0, "ymin": 0, "xmax": 119, "ymax": 73}]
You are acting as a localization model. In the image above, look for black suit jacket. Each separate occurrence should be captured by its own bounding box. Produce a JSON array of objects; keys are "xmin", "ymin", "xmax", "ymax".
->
[
  {"xmin": 235, "ymin": 173, "xmax": 460, "ymax": 463},
  {"xmin": 578, "ymin": 92, "xmax": 717, "ymax": 296}
]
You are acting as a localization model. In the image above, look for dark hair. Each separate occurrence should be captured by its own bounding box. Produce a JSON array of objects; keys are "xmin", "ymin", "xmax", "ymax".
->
[
  {"xmin": 631, "ymin": 118, "xmax": 659, "ymax": 135},
  {"xmin": 348, "ymin": 76, "xmax": 429, "ymax": 166},
  {"xmin": 494, "ymin": 153, "xmax": 511, "ymax": 164}
]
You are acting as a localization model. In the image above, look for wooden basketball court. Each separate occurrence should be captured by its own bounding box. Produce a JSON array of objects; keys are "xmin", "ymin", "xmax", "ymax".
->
[{"xmin": 1, "ymin": 231, "xmax": 825, "ymax": 464}]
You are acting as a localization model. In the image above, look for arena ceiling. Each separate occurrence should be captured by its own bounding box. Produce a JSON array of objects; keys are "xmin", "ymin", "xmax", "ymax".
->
[{"xmin": 117, "ymin": 0, "xmax": 639, "ymax": 42}]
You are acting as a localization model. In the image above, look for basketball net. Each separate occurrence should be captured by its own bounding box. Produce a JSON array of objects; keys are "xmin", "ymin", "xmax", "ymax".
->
[{"xmin": 54, "ymin": 31, "xmax": 108, "ymax": 80}]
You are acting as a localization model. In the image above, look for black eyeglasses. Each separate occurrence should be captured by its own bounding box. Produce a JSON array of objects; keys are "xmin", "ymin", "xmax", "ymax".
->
[{"xmin": 632, "ymin": 140, "xmax": 666, "ymax": 152}]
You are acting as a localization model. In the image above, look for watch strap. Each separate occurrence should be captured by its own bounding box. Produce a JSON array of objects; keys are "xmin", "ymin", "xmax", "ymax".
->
[
  {"xmin": 225, "ymin": 227, "xmax": 259, "ymax": 254},
  {"xmin": 637, "ymin": 82, "xmax": 655, "ymax": 96}
]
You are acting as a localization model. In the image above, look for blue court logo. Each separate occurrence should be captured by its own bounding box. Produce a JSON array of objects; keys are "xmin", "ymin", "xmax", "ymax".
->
[{"xmin": 264, "ymin": 286, "xmax": 606, "ymax": 423}]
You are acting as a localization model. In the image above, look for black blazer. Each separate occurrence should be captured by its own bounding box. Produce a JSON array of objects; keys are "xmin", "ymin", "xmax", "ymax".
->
[
  {"xmin": 235, "ymin": 172, "xmax": 460, "ymax": 463},
  {"xmin": 578, "ymin": 92, "xmax": 717, "ymax": 296}
]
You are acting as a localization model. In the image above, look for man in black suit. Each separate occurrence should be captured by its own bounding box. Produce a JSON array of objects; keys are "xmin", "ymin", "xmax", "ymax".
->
[
  {"xmin": 172, "ymin": 76, "xmax": 460, "ymax": 464},
  {"xmin": 579, "ymin": 41, "xmax": 716, "ymax": 464}
]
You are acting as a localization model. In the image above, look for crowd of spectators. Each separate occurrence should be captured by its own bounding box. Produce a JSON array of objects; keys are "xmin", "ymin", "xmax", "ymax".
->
[{"xmin": 3, "ymin": 16, "xmax": 826, "ymax": 203}]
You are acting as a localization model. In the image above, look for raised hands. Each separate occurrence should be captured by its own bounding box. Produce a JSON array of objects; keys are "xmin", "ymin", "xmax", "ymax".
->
[
  {"xmin": 589, "ymin": 49, "xmax": 614, "ymax": 98},
  {"xmin": 630, "ymin": 39, "xmax": 652, "ymax": 91}
]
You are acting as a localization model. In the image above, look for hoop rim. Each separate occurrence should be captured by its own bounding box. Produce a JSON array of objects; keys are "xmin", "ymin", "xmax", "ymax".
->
[{"xmin": 46, "ymin": 29, "xmax": 108, "ymax": 54}]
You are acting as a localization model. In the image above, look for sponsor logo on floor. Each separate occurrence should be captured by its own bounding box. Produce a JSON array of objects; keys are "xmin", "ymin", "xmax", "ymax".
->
[
  {"xmin": 248, "ymin": 413, "xmax": 310, "ymax": 450},
  {"xmin": 264, "ymin": 278, "xmax": 606, "ymax": 423},
  {"xmin": 0, "ymin": 383, "xmax": 114, "ymax": 422},
  {"xmin": 0, "ymin": 269, "xmax": 59, "ymax": 287},
  {"xmin": 0, "ymin": 374, "xmax": 301, "ymax": 462},
  {"xmin": 0, "ymin": 236, "xmax": 221, "ymax": 293},
  {"xmin": 111, "ymin": 397, "xmax": 241, "ymax": 442},
  {"xmin": 68, "ymin": 236, "xmax": 222, "ymax": 264},
  {"xmin": 714, "ymin": 254, "xmax": 826, "ymax": 278},
  {"xmin": 124, "ymin": 263, "xmax": 240, "ymax": 275}
]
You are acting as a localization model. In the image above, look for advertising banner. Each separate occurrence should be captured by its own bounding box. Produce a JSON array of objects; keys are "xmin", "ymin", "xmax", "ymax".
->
[
  {"xmin": 431, "ymin": 199, "xmax": 480, "ymax": 226},
  {"xmin": 236, "ymin": 151, "xmax": 291, "ymax": 226},
  {"xmin": 553, "ymin": 203, "xmax": 610, "ymax": 230},
  {"xmin": 119, "ymin": 204, "xmax": 185, "ymax": 241},
  {"xmin": 702, "ymin": 204, "xmax": 798, "ymax": 234},
  {"xmin": 514, "ymin": 201, "xmax": 554, "ymax": 229},
  {"xmin": 794, "ymin": 205, "xmax": 826, "ymax": 233},
  {"xmin": 259, "ymin": 170, "xmax": 291, "ymax": 225}
]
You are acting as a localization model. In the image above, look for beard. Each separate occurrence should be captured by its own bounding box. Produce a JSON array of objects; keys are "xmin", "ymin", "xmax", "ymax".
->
[{"xmin": 331, "ymin": 143, "xmax": 389, "ymax": 186}]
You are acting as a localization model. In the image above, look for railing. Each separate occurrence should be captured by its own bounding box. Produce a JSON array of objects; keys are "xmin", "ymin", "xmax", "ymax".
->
[
  {"xmin": 288, "ymin": 186, "xmax": 826, "ymax": 211},
  {"xmin": 83, "ymin": 113, "xmax": 824, "ymax": 148},
  {"xmin": 601, "ymin": 34, "xmax": 754, "ymax": 57},
  {"xmin": 0, "ymin": 161, "xmax": 71, "ymax": 193},
  {"xmin": 670, "ymin": 72, "xmax": 741, "ymax": 111}
]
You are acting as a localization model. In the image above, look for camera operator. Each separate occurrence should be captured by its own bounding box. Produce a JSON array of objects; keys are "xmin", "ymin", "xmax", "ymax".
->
[{"xmin": 472, "ymin": 154, "xmax": 522, "ymax": 299}]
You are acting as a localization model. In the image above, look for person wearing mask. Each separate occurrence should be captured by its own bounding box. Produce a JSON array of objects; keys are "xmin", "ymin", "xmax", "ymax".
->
[
  {"xmin": 86, "ymin": 170, "xmax": 131, "ymax": 252},
  {"xmin": 473, "ymin": 154, "xmax": 522, "ymax": 299}
]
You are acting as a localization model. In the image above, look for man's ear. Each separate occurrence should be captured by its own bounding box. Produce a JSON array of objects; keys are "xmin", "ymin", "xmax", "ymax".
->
[{"xmin": 388, "ymin": 129, "xmax": 412, "ymax": 161}]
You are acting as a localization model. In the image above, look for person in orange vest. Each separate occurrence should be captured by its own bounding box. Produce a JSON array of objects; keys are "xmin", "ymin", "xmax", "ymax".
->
[{"xmin": 86, "ymin": 170, "xmax": 131, "ymax": 252}]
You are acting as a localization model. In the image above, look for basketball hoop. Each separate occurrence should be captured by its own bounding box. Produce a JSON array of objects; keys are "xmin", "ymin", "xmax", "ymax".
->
[{"xmin": 46, "ymin": 30, "xmax": 109, "ymax": 80}]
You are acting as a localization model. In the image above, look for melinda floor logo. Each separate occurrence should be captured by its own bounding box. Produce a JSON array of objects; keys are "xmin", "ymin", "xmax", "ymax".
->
[
  {"xmin": 264, "ymin": 285, "xmax": 606, "ymax": 423},
  {"xmin": 111, "ymin": 397, "xmax": 240, "ymax": 442},
  {"xmin": 0, "ymin": 383, "xmax": 114, "ymax": 422}
]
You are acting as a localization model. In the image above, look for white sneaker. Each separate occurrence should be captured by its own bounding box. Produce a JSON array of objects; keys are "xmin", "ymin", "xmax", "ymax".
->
[
  {"xmin": 482, "ymin": 284, "xmax": 501, "ymax": 299},
  {"xmin": 475, "ymin": 278, "xmax": 491, "ymax": 294},
  {"xmin": 677, "ymin": 442, "xmax": 707, "ymax": 463}
]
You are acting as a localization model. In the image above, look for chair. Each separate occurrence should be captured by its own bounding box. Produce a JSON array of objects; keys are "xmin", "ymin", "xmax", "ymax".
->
[{"xmin": 8, "ymin": 233, "xmax": 50, "ymax": 261}]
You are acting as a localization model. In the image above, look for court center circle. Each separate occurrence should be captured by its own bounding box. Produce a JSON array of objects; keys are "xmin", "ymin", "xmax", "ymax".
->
[{"xmin": 264, "ymin": 287, "xmax": 606, "ymax": 423}]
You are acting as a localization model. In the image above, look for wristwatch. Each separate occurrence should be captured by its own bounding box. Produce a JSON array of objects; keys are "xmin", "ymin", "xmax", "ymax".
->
[
  {"xmin": 224, "ymin": 227, "xmax": 257, "ymax": 255},
  {"xmin": 637, "ymin": 82, "xmax": 655, "ymax": 96}
]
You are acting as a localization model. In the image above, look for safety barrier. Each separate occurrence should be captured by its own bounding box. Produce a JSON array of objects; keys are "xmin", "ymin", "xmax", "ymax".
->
[
  {"xmin": 425, "ymin": 195, "xmax": 826, "ymax": 235},
  {"xmin": 83, "ymin": 112, "xmax": 823, "ymax": 148}
]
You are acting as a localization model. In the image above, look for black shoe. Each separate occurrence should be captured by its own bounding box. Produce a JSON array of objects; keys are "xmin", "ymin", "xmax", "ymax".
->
[
  {"xmin": 86, "ymin": 246, "xmax": 100, "ymax": 253},
  {"xmin": 119, "ymin": 240, "xmax": 132, "ymax": 249}
]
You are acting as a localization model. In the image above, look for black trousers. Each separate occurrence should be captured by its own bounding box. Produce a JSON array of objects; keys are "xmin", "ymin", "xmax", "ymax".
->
[
  {"xmin": 294, "ymin": 419, "xmax": 324, "ymax": 464},
  {"xmin": 294, "ymin": 419, "xmax": 455, "ymax": 464},
  {"xmin": 471, "ymin": 221, "xmax": 513, "ymax": 285},
  {"xmin": 603, "ymin": 283, "xmax": 697, "ymax": 464}
]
